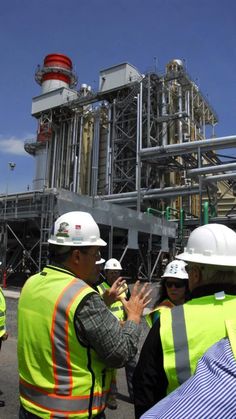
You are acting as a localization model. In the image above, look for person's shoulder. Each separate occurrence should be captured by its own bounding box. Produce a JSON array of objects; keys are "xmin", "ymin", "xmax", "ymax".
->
[{"xmin": 158, "ymin": 299, "xmax": 174, "ymax": 309}]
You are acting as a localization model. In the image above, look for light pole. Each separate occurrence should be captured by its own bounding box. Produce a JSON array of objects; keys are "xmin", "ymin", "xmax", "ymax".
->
[
  {"xmin": 4, "ymin": 162, "xmax": 16, "ymax": 219},
  {"xmin": 2, "ymin": 162, "xmax": 16, "ymax": 288}
]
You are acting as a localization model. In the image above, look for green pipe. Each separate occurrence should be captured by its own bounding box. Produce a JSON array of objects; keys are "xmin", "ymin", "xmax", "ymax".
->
[
  {"xmin": 203, "ymin": 201, "xmax": 209, "ymax": 225},
  {"xmin": 165, "ymin": 206, "xmax": 171, "ymax": 220},
  {"xmin": 165, "ymin": 206, "xmax": 179, "ymax": 220},
  {"xmin": 146, "ymin": 208, "xmax": 163, "ymax": 217}
]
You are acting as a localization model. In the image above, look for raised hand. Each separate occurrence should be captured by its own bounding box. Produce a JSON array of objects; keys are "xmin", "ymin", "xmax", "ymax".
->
[
  {"xmin": 102, "ymin": 277, "xmax": 128, "ymax": 306},
  {"xmin": 121, "ymin": 281, "xmax": 152, "ymax": 324}
]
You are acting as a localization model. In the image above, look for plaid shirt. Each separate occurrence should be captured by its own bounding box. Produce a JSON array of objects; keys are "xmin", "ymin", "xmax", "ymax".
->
[{"xmin": 75, "ymin": 291, "xmax": 141, "ymax": 368}]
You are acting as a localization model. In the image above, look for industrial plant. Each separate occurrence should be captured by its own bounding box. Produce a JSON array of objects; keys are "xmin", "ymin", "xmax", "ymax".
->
[{"xmin": 1, "ymin": 53, "xmax": 236, "ymax": 284}]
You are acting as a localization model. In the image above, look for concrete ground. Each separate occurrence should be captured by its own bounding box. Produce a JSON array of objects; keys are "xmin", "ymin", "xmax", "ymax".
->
[
  {"xmin": 0, "ymin": 285, "xmax": 156, "ymax": 419},
  {"xmin": 1, "ymin": 337, "xmax": 137, "ymax": 419}
]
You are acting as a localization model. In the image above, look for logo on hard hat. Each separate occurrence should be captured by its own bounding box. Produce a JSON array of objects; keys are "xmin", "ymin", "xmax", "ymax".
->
[{"xmin": 56, "ymin": 222, "xmax": 69, "ymax": 238}]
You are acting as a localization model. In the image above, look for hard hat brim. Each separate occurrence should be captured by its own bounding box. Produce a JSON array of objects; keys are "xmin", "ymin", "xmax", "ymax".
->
[
  {"xmin": 176, "ymin": 252, "xmax": 236, "ymax": 267},
  {"xmin": 48, "ymin": 237, "xmax": 107, "ymax": 246},
  {"xmin": 96, "ymin": 258, "xmax": 105, "ymax": 265}
]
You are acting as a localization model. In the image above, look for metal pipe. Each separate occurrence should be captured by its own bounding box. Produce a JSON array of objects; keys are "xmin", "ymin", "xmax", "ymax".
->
[
  {"xmin": 185, "ymin": 90, "xmax": 191, "ymax": 137},
  {"xmin": 91, "ymin": 111, "xmax": 100, "ymax": 196},
  {"xmin": 147, "ymin": 74, "xmax": 151, "ymax": 147},
  {"xmin": 105, "ymin": 106, "xmax": 112, "ymax": 192},
  {"xmin": 179, "ymin": 208, "xmax": 185, "ymax": 241},
  {"xmin": 147, "ymin": 235, "xmax": 152, "ymax": 281},
  {"xmin": 162, "ymin": 80, "xmax": 168, "ymax": 146},
  {"xmin": 140, "ymin": 135, "xmax": 236, "ymax": 159},
  {"xmin": 119, "ymin": 245, "xmax": 128, "ymax": 264},
  {"xmin": 202, "ymin": 102, "xmax": 206, "ymax": 139},
  {"xmin": 100, "ymin": 184, "xmax": 201, "ymax": 200},
  {"xmin": 7, "ymin": 224, "xmax": 39, "ymax": 269},
  {"xmin": 51, "ymin": 131, "xmax": 57, "ymax": 187},
  {"xmin": 77, "ymin": 115, "xmax": 83, "ymax": 193},
  {"xmin": 187, "ymin": 162, "xmax": 236, "ymax": 176},
  {"xmin": 150, "ymin": 250, "xmax": 162, "ymax": 280},
  {"xmin": 202, "ymin": 173, "xmax": 236, "ymax": 183},
  {"xmin": 178, "ymin": 84, "xmax": 183, "ymax": 143},
  {"xmin": 72, "ymin": 114, "xmax": 78, "ymax": 193},
  {"xmin": 102, "ymin": 185, "xmax": 203, "ymax": 203},
  {"xmin": 109, "ymin": 100, "xmax": 116, "ymax": 194},
  {"xmin": 136, "ymin": 82, "xmax": 142, "ymax": 212},
  {"xmin": 135, "ymin": 93, "xmax": 140, "ymax": 191},
  {"xmin": 140, "ymin": 81, "xmax": 143, "ymax": 150},
  {"xmin": 198, "ymin": 146, "xmax": 203, "ymax": 225},
  {"xmin": 65, "ymin": 121, "xmax": 72, "ymax": 188},
  {"xmin": 108, "ymin": 226, "xmax": 113, "ymax": 259},
  {"xmin": 59, "ymin": 123, "xmax": 66, "ymax": 187}
]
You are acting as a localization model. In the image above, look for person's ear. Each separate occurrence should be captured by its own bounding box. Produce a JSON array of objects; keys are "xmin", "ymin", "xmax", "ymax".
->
[
  {"xmin": 72, "ymin": 249, "xmax": 81, "ymax": 264},
  {"xmin": 189, "ymin": 266, "xmax": 202, "ymax": 289}
]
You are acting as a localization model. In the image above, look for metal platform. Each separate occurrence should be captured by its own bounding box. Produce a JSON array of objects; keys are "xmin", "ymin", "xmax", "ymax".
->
[{"xmin": 0, "ymin": 188, "xmax": 177, "ymax": 284}]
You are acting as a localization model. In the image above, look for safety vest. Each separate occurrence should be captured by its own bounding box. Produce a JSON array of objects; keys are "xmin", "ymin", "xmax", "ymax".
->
[
  {"xmin": 145, "ymin": 299, "xmax": 174, "ymax": 328},
  {"xmin": 160, "ymin": 293, "xmax": 236, "ymax": 394},
  {"xmin": 225, "ymin": 318, "xmax": 236, "ymax": 359},
  {"xmin": 0, "ymin": 287, "xmax": 6, "ymax": 338},
  {"xmin": 18, "ymin": 265, "xmax": 113, "ymax": 419},
  {"xmin": 96, "ymin": 281, "xmax": 126, "ymax": 321}
]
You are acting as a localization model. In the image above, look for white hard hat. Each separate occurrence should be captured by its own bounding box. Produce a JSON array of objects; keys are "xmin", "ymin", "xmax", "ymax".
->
[
  {"xmin": 177, "ymin": 223, "xmax": 236, "ymax": 266},
  {"xmin": 104, "ymin": 258, "xmax": 122, "ymax": 270},
  {"xmin": 162, "ymin": 260, "xmax": 188, "ymax": 280},
  {"xmin": 48, "ymin": 211, "xmax": 107, "ymax": 247},
  {"xmin": 96, "ymin": 258, "xmax": 105, "ymax": 265}
]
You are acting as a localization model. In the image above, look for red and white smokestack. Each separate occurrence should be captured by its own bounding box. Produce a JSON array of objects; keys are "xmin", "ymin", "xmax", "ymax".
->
[{"xmin": 35, "ymin": 53, "xmax": 77, "ymax": 94}]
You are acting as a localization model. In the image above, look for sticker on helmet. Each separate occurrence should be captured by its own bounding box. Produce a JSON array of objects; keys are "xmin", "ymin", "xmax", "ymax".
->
[
  {"xmin": 72, "ymin": 237, "xmax": 83, "ymax": 242},
  {"xmin": 56, "ymin": 222, "xmax": 69, "ymax": 238}
]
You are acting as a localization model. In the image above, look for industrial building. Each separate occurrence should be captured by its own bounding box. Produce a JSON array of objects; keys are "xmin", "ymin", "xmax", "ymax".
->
[{"xmin": 1, "ymin": 53, "xmax": 236, "ymax": 285}]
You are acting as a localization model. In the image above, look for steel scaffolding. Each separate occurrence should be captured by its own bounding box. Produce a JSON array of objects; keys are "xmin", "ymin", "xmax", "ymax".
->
[{"xmin": 1, "ymin": 57, "xmax": 236, "ymax": 286}]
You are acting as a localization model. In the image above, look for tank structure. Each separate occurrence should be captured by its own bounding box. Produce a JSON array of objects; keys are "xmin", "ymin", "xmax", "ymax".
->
[
  {"xmin": 1, "ymin": 53, "xmax": 236, "ymax": 285},
  {"xmin": 27, "ymin": 56, "xmax": 236, "ymax": 218}
]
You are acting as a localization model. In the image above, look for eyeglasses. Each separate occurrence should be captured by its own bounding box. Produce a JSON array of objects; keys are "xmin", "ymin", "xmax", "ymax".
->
[
  {"xmin": 165, "ymin": 280, "xmax": 186, "ymax": 289},
  {"xmin": 80, "ymin": 249, "xmax": 101, "ymax": 259}
]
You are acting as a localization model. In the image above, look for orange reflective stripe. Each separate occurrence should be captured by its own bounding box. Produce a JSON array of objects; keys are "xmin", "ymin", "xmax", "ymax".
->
[
  {"xmin": 51, "ymin": 280, "xmax": 89, "ymax": 395},
  {"xmin": 20, "ymin": 379, "xmax": 108, "ymax": 414}
]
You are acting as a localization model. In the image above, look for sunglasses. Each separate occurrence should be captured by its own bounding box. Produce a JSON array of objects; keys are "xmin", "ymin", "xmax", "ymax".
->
[{"xmin": 165, "ymin": 280, "xmax": 186, "ymax": 289}]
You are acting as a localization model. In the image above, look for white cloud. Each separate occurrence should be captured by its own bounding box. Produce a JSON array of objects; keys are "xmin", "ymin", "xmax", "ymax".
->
[{"xmin": 0, "ymin": 135, "xmax": 35, "ymax": 156}]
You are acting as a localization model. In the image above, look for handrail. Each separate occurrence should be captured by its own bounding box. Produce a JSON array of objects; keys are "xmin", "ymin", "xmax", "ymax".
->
[{"xmin": 146, "ymin": 207, "xmax": 164, "ymax": 217}]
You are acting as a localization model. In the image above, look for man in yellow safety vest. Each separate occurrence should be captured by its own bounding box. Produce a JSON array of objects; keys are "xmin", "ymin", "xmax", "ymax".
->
[
  {"xmin": 133, "ymin": 223, "xmax": 236, "ymax": 418},
  {"xmin": 18, "ymin": 211, "xmax": 151, "ymax": 419}
]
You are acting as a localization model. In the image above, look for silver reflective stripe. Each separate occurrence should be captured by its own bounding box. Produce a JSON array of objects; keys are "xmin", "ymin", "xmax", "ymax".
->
[
  {"xmin": 52, "ymin": 281, "xmax": 88, "ymax": 395},
  {"xmin": 99, "ymin": 283, "xmax": 107, "ymax": 293},
  {"xmin": 20, "ymin": 381, "xmax": 105, "ymax": 413},
  {"xmin": 171, "ymin": 305, "xmax": 191, "ymax": 384},
  {"xmin": 110, "ymin": 306, "xmax": 124, "ymax": 313}
]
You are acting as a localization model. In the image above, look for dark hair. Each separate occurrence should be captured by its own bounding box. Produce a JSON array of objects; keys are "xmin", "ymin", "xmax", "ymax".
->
[{"xmin": 155, "ymin": 277, "xmax": 190, "ymax": 306}]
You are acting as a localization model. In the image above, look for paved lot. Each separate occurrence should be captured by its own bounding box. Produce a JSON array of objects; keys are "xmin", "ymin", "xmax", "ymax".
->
[
  {"xmin": 1, "ymin": 337, "xmax": 138, "ymax": 419},
  {"xmin": 0, "ymin": 286, "xmax": 157, "ymax": 419}
]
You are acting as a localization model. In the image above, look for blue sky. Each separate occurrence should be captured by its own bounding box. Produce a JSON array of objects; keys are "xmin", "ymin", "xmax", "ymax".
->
[{"xmin": 0, "ymin": 0, "xmax": 236, "ymax": 193}]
